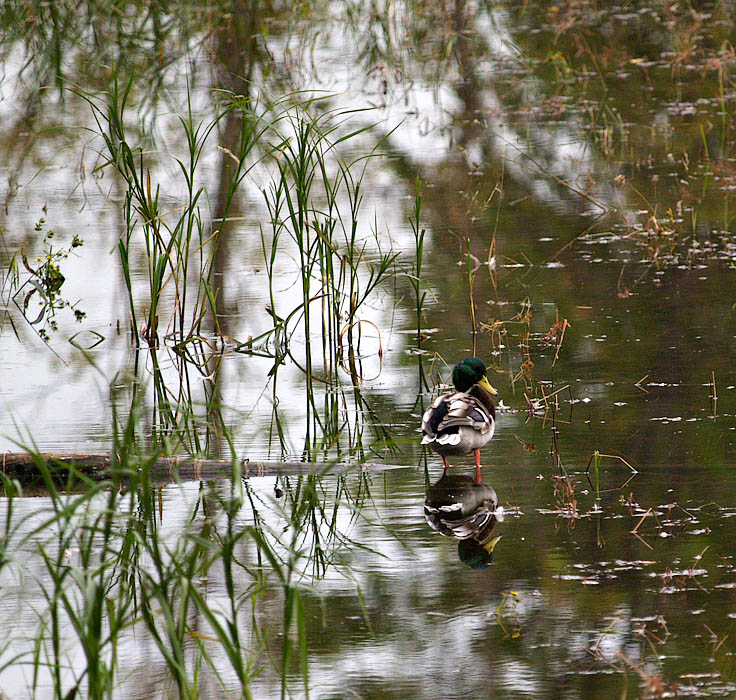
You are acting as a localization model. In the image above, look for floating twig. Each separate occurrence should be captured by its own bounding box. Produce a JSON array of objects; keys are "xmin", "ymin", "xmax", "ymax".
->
[{"xmin": 585, "ymin": 451, "xmax": 638, "ymax": 493}]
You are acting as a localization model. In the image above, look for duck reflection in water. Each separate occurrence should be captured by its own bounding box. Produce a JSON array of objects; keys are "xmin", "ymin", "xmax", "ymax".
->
[{"xmin": 424, "ymin": 470, "xmax": 503, "ymax": 570}]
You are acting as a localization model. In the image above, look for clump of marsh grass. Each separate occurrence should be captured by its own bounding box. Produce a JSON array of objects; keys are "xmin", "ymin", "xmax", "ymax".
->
[
  {"xmin": 0, "ymin": 397, "xmax": 377, "ymax": 699},
  {"xmin": 247, "ymin": 100, "xmax": 399, "ymax": 458},
  {"xmin": 79, "ymin": 81, "xmax": 400, "ymax": 459},
  {"xmin": 80, "ymin": 78, "xmax": 268, "ymax": 348}
]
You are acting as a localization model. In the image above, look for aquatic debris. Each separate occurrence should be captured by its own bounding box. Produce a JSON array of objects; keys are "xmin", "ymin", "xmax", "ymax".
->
[{"xmin": 585, "ymin": 451, "xmax": 638, "ymax": 496}]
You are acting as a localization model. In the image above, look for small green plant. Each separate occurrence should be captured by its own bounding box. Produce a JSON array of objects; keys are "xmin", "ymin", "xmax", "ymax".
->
[
  {"xmin": 493, "ymin": 590, "xmax": 522, "ymax": 639},
  {"xmin": 14, "ymin": 221, "xmax": 85, "ymax": 341},
  {"xmin": 591, "ymin": 449, "xmax": 601, "ymax": 504},
  {"xmin": 585, "ymin": 451, "xmax": 638, "ymax": 498}
]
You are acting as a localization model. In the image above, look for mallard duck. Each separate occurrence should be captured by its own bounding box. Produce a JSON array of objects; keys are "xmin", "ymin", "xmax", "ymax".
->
[
  {"xmin": 424, "ymin": 472, "xmax": 502, "ymax": 570},
  {"xmin": 421, "ymin": 357, "xmax": 498, "ymax": 480}
]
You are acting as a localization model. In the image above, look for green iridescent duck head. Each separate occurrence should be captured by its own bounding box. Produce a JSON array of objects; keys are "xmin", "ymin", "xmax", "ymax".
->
[{"xmin": 452, "ymin": 357, "xmax": 498, "ymax": 395}]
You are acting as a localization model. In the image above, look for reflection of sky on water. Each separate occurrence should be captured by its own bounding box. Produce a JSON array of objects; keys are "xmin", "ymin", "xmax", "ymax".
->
[
  {"xmin": 2, "ymin": 2, "xmax": 736, "ymax": 696},
  {"xmin": 0, "ymin": 0, "xmax": 637, "ymax": 455},
  {"xmin": 0, "ymin": 471, "xmax": 556, "ymax": 698},
  {"xmin": 2, "ymin": 448, "xmax": 736, "ymax": 696}
]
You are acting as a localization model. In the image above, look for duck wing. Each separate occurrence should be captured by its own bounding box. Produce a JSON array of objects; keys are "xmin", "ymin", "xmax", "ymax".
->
[{"xmin": 421, "ymin": 391, "xmax": 494, "ymax": 442}]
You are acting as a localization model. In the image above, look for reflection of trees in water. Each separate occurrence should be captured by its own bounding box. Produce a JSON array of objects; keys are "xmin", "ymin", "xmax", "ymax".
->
[
  {"xmin": 0, "ymin": 1, "xmax": 732, "ymax": 454},
  {"xmin": 3, "ymin": 0, "xmax": 730, "ymax": 262},
  {"xmin": 0, "ymin": 4, "xmax": 734, "ymax": 697}
]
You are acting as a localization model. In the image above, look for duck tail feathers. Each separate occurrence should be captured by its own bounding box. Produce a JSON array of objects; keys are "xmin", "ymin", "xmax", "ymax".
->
[{"xmin": 437, "ymin": 433, "xmax": 462, "ymax": 446}]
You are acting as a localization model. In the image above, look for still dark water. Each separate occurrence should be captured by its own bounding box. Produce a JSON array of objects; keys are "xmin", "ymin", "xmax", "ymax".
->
[{"xmin": 2, "ymin": 1, "xmax": 736, "ymax": 697}]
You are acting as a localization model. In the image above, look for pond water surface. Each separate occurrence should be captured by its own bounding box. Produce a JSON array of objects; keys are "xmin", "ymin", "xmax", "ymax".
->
[{"xmin": 1, "ymin": 1, "xmax": 736, "ymax": 698}]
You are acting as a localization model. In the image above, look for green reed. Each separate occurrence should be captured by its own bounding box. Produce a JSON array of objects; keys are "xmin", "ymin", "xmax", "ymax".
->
[
  {"xmin": 0, "ymin": 403, "xmax": 377, "ymax": 698},
  {"xmin": 408, "ymin": 179, "xmax": 426, "ymax": 350},
  {"xmin": 463, "ymin": 235, "xmax": 478, "ymax": 356},
  {"xmin": 82, "ymin": 78, "xmax": 265, "ymax": 347},
  {"xmin": 406, "ymin": 178, "xmax": 433, "ymax": 407},
  {"xmin": 253, "ymin": 102, "xmax": 398, "ymax": 458},
  {"xmin": 592, "ymin": 449, "xmax": 601, "ymax": 504},
  {"xmin": 75, "ymin": 72, "xmax": 404, "ymax": 459},
  {"xmin": 77, "ymin": 80, "xmax": 288, "ymax": 453}
]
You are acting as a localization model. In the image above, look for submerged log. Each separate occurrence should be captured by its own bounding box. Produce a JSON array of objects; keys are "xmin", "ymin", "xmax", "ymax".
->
[{"xmin": 0, "ymin": 452, "xmax": 390, "ymax": 486}]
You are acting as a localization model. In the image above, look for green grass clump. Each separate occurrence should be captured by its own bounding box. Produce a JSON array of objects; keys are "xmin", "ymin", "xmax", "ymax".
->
[{"xmin": 0, "ymin": 406, "xmax": 374, "ymax": 698}]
